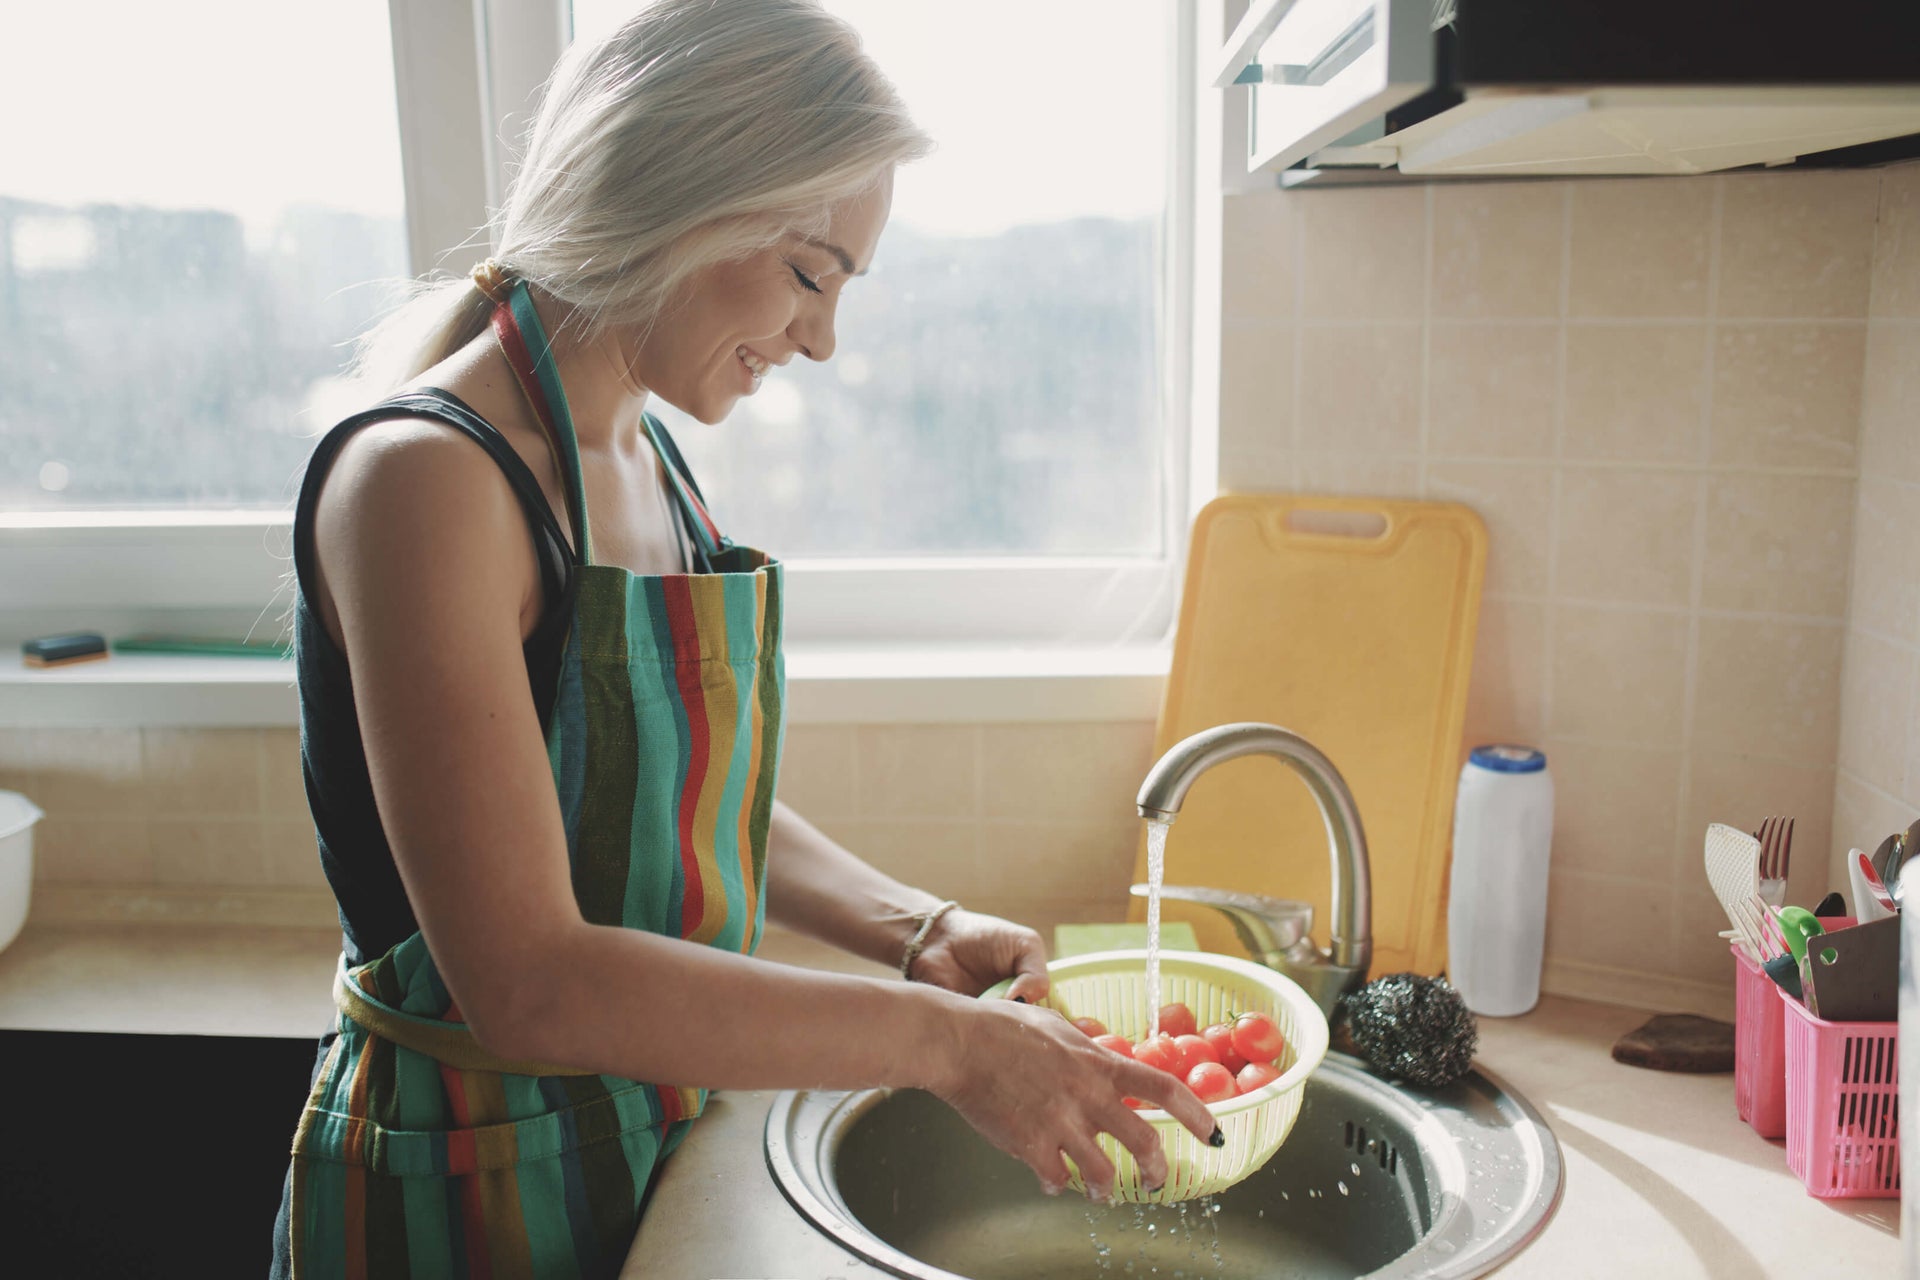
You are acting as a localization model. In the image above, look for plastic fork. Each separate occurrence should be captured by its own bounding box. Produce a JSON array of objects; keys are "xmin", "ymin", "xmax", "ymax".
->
[{"xmin": 1754, "ymin": 815, "xmax": 1793, "ymax": 909}]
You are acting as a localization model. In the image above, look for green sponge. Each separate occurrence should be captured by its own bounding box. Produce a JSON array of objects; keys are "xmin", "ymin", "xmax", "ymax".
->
[{"xmin": 1054, "ymin": 922, "xmax": 1199, "ymax": 959}]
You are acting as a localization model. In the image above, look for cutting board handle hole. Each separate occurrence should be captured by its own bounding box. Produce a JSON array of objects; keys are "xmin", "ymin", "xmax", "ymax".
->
[{"xmin": 1285, "ymin": 509, "xmax": 1389, "ymax": 540}]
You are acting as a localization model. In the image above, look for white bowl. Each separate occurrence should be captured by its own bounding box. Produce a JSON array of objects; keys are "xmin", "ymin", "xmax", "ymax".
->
[{"xmin": 0, "ymin": 791, "xmax": 44, "ymax": 953}]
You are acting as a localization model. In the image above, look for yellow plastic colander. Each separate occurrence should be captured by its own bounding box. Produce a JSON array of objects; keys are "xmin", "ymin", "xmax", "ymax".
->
[{"xmin": 985, "ymin": 948, "xmax": 1330, "ymax": 1203}]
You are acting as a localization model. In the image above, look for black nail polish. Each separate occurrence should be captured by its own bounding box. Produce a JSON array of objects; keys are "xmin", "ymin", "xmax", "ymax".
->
[
  {"xmin": 1012, "ymin": 995, "xmax": 1029, "ymax": 1003},
  {"xmin": 1208, "ymin": 1126, "xmax": 1225, "ymax": 1148},
  {"xmin": 1146, "ymin": 1182, "xmax": 1165, "ymax": 1195}
]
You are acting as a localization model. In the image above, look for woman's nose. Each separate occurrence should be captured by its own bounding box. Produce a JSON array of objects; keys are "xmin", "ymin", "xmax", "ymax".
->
[{"xmin": 789, "ymin": 299, "xmax": 837, "ymax": 363}]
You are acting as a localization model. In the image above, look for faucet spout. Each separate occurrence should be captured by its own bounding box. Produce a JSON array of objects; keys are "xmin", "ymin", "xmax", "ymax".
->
[{"xmin": 1136, "ymin": 723, "xmax": 1373, "ymax": 1015}]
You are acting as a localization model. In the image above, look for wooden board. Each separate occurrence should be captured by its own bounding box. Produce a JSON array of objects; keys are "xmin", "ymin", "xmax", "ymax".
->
[{"xmin": 1130, "ymin": 495, "xmax": 1487, "ymax": 978}]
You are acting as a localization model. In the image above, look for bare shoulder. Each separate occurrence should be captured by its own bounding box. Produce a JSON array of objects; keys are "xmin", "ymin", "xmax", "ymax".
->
[{"xmin": 310, "ymin": 415, "xmax": 544, "ymax": 644}]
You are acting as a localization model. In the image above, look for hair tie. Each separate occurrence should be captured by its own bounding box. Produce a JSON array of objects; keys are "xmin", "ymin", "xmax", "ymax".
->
[{"xmin": 470, "ymin": 257, "xmax": 513, "ymax": 304}]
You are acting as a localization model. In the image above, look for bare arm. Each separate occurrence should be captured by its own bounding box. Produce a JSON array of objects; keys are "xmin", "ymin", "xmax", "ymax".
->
[
  {"xmin": 311, "ymin": 421, "xmax": 1214, "ymax": 1195},
  {"xmin": 762, "ymin": 800, "xmax": 945, "ymax": 968},
  {"xmin": 763, "ymin": 801, "xmax": 1052, "ymax": 999}
]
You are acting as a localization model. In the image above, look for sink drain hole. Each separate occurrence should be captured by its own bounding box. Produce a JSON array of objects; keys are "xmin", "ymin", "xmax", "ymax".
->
[{"xmin": 1342, "ymin": 1121, "xmax": 1400, "ymax": 1175}]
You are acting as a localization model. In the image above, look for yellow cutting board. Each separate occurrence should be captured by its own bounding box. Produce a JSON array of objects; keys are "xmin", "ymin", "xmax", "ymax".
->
[{"xmin": 1129, "ymin": 494, "xmax": 1487, "ymax": 978}]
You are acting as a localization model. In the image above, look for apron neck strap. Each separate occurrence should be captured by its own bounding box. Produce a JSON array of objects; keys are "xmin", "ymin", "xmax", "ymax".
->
[
  {"xmin": 489, "ymin": 279, "xmax": 731, "ymax": 567},
  {"xmin": 489, "ymin": 279, "xmax": 595, "ymax": 566},
  {"xmin": 637, "ymin": 412, "xmax": 729, "ymax": 561}
]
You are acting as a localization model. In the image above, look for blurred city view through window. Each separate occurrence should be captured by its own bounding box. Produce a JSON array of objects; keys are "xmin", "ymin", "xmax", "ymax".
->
[{"xmin": 4, "ymin": 1, "xmax": 1169, "ymax": 558}]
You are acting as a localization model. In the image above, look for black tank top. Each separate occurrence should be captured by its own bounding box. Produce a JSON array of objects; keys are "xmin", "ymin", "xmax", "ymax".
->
[{"xmin": 293, "ymin": 389, "xmax": 720, "ymax": 964}]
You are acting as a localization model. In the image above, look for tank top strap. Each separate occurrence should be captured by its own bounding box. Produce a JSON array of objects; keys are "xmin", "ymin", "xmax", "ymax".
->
[{"xmin": 292, "ymin": 387, "xmax": 577, "ymax": 607}]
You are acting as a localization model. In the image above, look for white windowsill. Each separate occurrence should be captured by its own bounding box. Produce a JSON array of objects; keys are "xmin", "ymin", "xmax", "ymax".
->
[{"xmin": 0, "ymin": 646, "xmax": 1170, "ymax": 728}]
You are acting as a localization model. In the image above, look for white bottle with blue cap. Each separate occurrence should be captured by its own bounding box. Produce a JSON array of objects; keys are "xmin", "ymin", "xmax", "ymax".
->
[{"xmin": 1447, "ymin": 744, "xmax": 1554, "ymax": 1017}]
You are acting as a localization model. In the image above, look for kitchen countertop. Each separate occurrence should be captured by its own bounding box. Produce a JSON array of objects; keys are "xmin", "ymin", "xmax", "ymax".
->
[{"xmin": 0, "ymin": 917, "xmax": 1899, "ymax": 1278}]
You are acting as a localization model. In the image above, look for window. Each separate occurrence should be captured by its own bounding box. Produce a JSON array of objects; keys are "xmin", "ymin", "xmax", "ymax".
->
[
  {"xmin": 571, "ymin": 0, "xmax": 1177, "ymax": 559},
  {"xmin": 2, "ymin": 0, "xmax": 1191, "ymax": 668},
  {"xmin": 0, "ymin": 1, "xmax": 409, "ymax": 512}
]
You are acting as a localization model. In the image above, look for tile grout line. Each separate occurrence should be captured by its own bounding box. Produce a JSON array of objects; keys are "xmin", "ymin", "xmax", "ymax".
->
[
  {"xmin": 1418, "ymin": 183, "xmax": 1435, "ymax": 496},
  {"xmin": 1669, "ymin": 177, "xmax": 1721, "ymax": 919},
  {"xmin": 1288, "ymin": 188, "xmax": 1304, "ymax": 490},
  {"xmin": 1541, "ymin": 185, "xmax": 1571, "ymax": 748}
]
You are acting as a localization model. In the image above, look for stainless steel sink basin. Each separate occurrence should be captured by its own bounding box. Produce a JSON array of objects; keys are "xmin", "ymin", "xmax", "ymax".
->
[{"xmin": 766, "ymin": 1053, "xmax": 1562, "ymax": 1279}]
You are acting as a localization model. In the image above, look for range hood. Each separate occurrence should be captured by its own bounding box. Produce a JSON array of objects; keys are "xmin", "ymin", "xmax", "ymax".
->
[{"xmin": 1219, "ymin": 0, "xmax": 1920, "ymax": 184}]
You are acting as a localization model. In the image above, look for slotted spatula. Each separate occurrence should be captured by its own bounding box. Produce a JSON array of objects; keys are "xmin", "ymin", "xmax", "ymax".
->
[{"xmin": 1705, "ymin": 823, "xmax": 1763, "ymax": 960}]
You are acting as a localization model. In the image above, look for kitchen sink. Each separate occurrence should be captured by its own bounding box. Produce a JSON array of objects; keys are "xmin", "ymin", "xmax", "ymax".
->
[{"xmin": 765, "ymin": 1053, "xmax": 1562, "ymax": 1279}]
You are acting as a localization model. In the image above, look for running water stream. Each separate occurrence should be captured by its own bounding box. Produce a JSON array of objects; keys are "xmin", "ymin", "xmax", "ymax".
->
[{"xmin": 1144, "ymin": 817, "xmax": 1170, "ymax": 1039}]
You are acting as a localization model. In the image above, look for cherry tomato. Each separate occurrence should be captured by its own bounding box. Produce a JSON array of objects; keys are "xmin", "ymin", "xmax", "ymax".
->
[
  {"xmin": 1092, "ymin": 1033, "xmax": 1134, "ymax": 1057},
  {"xmin": 1070, "ymin": 1016, "xmax": 1108, "ymax": 1038},
  {"xmin": 1172, "ymin": 1034, "xmax": 1219, "ymax": 1077},
  {"xmin": 1186, "ymin": 1061, "xmax": 1236, "ymax": 1103},
  {"xmin": 1236, "ymin": 1061, "xmax": 1282, "ymax": 1095},
  {"xmin": 1201, "ymin": 1022, "xmax": 1249, "ymax": 1073},
  {"xmin": 1229, "ymin": 1012, "xmax": 1287, "ymax": 1064},
  {"xmin": 1156, "ymin": 1002, "xmax": 1197, "ymax": 1039},
  {"xmin": 1131, "ymin": 1034, "xmax": 1183, "ymax": 1076}
]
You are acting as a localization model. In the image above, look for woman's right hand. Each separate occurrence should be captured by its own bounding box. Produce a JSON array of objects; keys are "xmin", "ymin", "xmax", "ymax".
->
[{"xmin": 927, "ymin": 996, "xmax": 1221, "ymax": 1201}]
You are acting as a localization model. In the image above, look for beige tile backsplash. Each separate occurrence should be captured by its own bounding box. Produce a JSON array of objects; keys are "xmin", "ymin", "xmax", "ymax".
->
[
  {"xmin": 1831, "ymin": 162, "xmax": 1920, "ymax": 904},
  {"xmin": 8, "ymin": 165, "xmax": 1918, "ymax": 1021},
  {"xmin": 1219, "ymin": 164, "xmax": 1908, "ymax": 1009}
]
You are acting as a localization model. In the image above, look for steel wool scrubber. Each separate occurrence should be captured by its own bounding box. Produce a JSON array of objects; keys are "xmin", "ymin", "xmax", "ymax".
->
[{"xmin": 1341, "ymin": 972, "xmax": 1479, "ymax": 1089}]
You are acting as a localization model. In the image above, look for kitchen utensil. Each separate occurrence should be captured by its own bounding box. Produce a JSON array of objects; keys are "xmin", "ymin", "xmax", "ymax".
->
[
  {"xmin": 1812, "ymin": 892, "xmax": 1847, "ymax": 918},
  {"xmin": 1754, "ymin": 815, "xmax": 1793, "ymax": 909},
  {"xmin": 1869, "ymin": 830, "xmax": 1901, "ymax": 884},
  {"xmin": 1705, "ymin": 824, "xmax": 1763, "ymax": 957},
  {"xmin": 1892, "ymin": 819, "xmax": 1920, "ymax": 902},
  {"xmin": 1853, "ymin": 850, "xmax": 1900, "ymax": 920},
  {"xmin": 1764, "ymin": 951, "xmax": 1804, "ymax": 1000},
  {"xmin": 983, "ymin": 948, "xmax": 1330, "ymax": 1202},
  {"xmin": 1775, "ymin": 905, "xmax": 1825, "ymax": 965},
  {"xmin": 1130, "ymin": 495, "xmax": 1487, "ymax": 975},
  {"xmin": 1800, "ymin": 917, "xmax": 1900, "ymax": 1023}
]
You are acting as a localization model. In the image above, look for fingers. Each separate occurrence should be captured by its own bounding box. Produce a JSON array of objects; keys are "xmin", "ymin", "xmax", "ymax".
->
[
  {"xmin": 1060, "ymin": 1131, "xmax": 1118, "ymax": 1203},
  {"xmin": 1002, "ymin": 927, "xmax": 1051, "ymax": 1002},
  {"xmin": 1121, "ymin": 1059, "xmax": 1219, "ymax": 1146},
  {"xmin": 1100, "ymin": 1102, "xmax": 1169, "ymax": 1190},
  {"xmin": 1029, "ymin": 1143, "xmax": 1072, "ymax": 1197}
]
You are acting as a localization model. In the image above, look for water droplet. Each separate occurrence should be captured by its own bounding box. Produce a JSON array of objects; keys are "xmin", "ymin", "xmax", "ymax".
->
[
  {"xmin": 1436, "ymin": 1240, "xmax": 1457, "ymax": 1255},
  {"xmin": 1350, "ymin": 1162, "xmax": 1362, "ymax": 1176},
  {"xmin": 1337, "ymin": 1181, "xmax": 1349, "ymax": 1196}
]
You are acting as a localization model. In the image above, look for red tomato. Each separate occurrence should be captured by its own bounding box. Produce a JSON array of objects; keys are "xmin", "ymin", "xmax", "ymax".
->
[
  {"xmin": 1201, "ymin": 1022, "xmax": 1249, "ymax": 1073},
  {"xmin": 1186, "ymin": 1061, "xmax": 1237, "ymax": 1103},
  {"xmin": 1236, "ymin": 1061, "xmax": 1282, "ymax": 1095},
  {"xmin": 1172, "ymin": 1034, "xmax": 1219, "ymax": 1076},
  {"xmin": 1131, "ymin": 1034, "xmax": 1183, "ymax": 1076},
  {"xmin": 1156, "ymin": 1002, "xmax": 1198, "ymax": 1039},
  {"xmin": 1229, "ymin": 1012, "xmax": 1287, "ymax": 1064},
  {"xmin": 1070, "ymin": 1016, "xmax": 1108, "ymax": 1038},
  {"xmin": 1092, "ymin": 1033, "xmax": 1134, "ymax": 1057}
]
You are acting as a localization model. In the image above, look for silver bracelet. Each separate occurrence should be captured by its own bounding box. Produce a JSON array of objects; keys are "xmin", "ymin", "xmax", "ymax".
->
[{"xmin": 900, "ymin": 900, "xmax": 961, "ymax": 980}]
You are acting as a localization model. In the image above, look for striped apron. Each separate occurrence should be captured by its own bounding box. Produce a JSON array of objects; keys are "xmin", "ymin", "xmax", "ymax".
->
[{"xmin": 284, "ymin": 279, "xmax": 784, "ymax": 1278}]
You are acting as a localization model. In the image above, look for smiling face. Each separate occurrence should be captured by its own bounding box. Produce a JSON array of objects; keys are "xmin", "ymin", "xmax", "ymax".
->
[{"xmin": 626, "ymin": 172, "xmax": 894, "ymax": 424}]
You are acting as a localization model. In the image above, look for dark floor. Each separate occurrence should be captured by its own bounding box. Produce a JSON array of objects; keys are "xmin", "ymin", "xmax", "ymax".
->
[{"xmin": 0, "ymin": 1028, "xmax": 321, "ymax": 1276}]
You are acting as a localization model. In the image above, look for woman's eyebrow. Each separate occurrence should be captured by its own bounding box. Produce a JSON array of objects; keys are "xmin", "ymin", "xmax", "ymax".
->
[{"xmin": 799, "ymin": 236, "xmax": 864, "ymax": 276}]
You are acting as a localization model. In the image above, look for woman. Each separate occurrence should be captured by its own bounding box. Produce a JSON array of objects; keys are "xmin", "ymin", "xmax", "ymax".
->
[{"xmin": 273, "ymin": 2, "xmax": 1214, "ymax": 1274}]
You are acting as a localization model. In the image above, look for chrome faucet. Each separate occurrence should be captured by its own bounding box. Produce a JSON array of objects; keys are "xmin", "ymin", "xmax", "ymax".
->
[{"xmin": 1134, "ymin": 722, "xmax": 1373, "ymax": 1019}]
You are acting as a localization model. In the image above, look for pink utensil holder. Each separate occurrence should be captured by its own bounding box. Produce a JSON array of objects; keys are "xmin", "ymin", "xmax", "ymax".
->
[
  {"xmin": 1780, "ymin": 986, "xmax": 1899, "ymax": 1198},
  {"xmin": 1731, "ymin": 943, "xmax": 1787, "ymax": 1138}
]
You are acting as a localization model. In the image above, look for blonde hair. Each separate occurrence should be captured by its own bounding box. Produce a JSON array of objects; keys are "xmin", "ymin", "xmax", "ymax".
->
[{"xmin": 350, "ymin": 0, "xmax": 931, "ymax": 395}]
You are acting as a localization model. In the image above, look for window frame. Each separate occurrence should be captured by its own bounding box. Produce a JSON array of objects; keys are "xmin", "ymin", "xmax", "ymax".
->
[{"xmin": 0, "ymin": 0, "xmax": 1198, "ymax": 665}]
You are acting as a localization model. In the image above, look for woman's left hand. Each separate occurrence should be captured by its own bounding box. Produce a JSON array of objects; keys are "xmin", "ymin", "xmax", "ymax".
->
[{"xmin": 908, "ymin": 908, "xmax": 1050, "ymax": 1002}]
